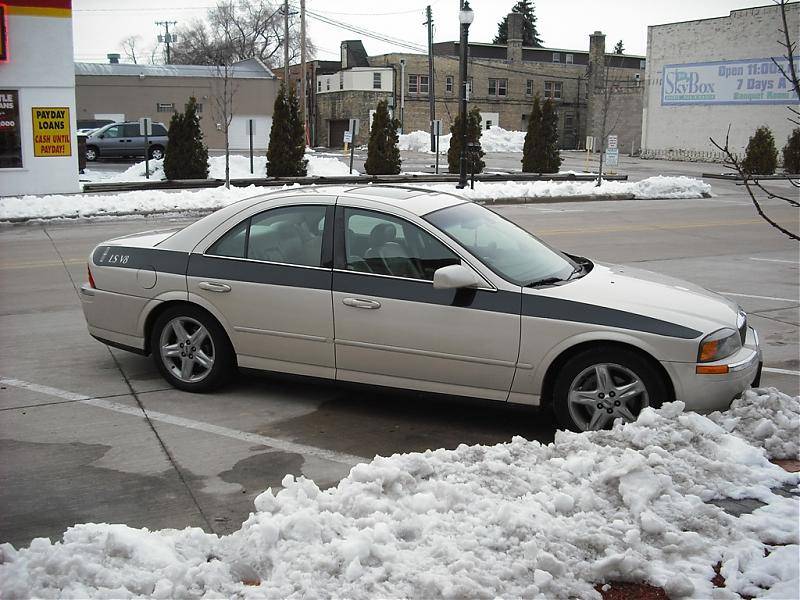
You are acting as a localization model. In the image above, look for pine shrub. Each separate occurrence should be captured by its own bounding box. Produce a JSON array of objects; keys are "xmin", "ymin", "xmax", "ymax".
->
[
  {"xmin": 782, "ymin": 128, "xmax": 800, "ymax": 174},
  {"xmin": 541, "ymin": 98, "xmax": 562, "ymax": 173},
  {"xmin": 521, "ymin": 94, "xmax": 543, "ymax": 172},
  {"xmin": 447, "ymin": 106, "xmax": 485, "ymax": 174},
  {"xmin": 164, "ymin": 96, "xmax": 209, "ymax": 180},
  {"xmin": 364, "ymin": 99, "xmax": 401, "ymax": 175},
  {"xmin": 267, "ymin": 84, "xmax": 308, "ymax": 177},
  {"xmin": 741, "ymin": 125, "xmax": 778, "ymax": 175}
]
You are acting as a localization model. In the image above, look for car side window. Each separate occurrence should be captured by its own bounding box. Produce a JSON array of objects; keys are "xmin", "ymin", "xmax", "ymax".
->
[
  {"xmin": 122, "ymin": 124, "xmax": 140, "ymax": 137},
  {"xmin": 344, "ymin": 208, "xmax": 459, "ymax": 280},
  {"xmin": 153, "ymin": 124, "xmax": 168, "ymax": 135},
  {"xmin": 207, "ymin": 205, "xmax": 327, "ymax": 267},
  {"xmin": 103, "ymin": 125, "xmax": 122, "ymax": 138}
]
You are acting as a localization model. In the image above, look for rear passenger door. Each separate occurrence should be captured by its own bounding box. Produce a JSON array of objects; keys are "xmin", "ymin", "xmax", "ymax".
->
[
  {"xmin": 122, "ymin": 123, "xmax": 144, "ymax": 156},
  {"xmin": 188, "ymin": 201, "xmax": 336, "ymax": 379}
]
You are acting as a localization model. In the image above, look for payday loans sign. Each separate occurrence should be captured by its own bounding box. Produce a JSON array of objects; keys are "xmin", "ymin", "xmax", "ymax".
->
[
  {"xmin": 662, "ymin": 56, "xmax": 800, "ymax": 106},
  {"xmin": 32, "ymin": 107, "xmax": 71, "ymax": 157}
]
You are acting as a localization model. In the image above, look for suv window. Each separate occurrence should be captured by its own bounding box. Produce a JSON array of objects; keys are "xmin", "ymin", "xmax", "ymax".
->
[
  {"xmin": 344, "ymin": 208, "xmax": 459, "ymax": 280},
  {"xmin": 207, "ymin": 205, "xmax": 327, "ymax": 268},
  {"xmin": 122, "ymin": 123, "xmax": 141, "ymax": 137},
  {"xmin": 102, "ymin": 125, "xmax": 123, "ymax": 138},
  {"xmin": 152, "ymin": 124, "xmax": 168, "ymax": 135}
]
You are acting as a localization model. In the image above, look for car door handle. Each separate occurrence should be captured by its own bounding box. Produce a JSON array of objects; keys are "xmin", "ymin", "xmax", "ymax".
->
[
  {"xmin": 198, "ymin": 281, "xmax": 231, "ymax": 293},
  {"xmin": 342, "ymin": 297, "xmax": 381, "ymax": 309}
]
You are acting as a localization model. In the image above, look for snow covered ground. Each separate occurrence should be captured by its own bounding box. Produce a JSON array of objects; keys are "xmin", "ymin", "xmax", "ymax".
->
[
  {"xmin": 82, "ymin": 152, "xmax": 357, "ymax": 184},
  {"xmin": 0, "ymin": 388, "xmax": 797, "ymax": 599},
  {"xmin": 0, "ymin": 176, "xmax": 711, "ymax": 221},
  {"xmin": 399, "ymin": 126, "xmax": 527, "ymax": 154}
]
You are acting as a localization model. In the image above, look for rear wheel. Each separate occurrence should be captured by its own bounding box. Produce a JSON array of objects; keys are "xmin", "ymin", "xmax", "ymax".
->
[
  {"xmin": 552, "ymin": 347, "xmax": 667, "ymax": 432},
  {"xmin": 150, "ymin": 306, "xmax": 234, "ymax": 392}
]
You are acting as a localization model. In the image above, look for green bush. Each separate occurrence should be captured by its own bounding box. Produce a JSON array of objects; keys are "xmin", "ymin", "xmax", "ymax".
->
[
  {"xmin": 741, "ymin": 125, "xmax": 778, "ymax": 175},
  {"xmin": 447, "ymin": 106, "xmax": 485, "ymax": 175},
  {"xmin": 163, "ymin": 97, "xmax": 209, "ymax": 180},
  {"xmin": 541, "ymin": 98, "xmax": 562, "ymax": 173},
  {"xmin": 521, "ymin": 95, "xmax": 543, "ymax": 173},
  {"xmin": 782, "ymin": 128, "xmax": 800, "ymax": 174},
  {"xmin": 364, "ymin": 99, "xmax": 401, "ymax": 175},
  {"xmin": 267, "ymin": 84, "xmax": 307, "ymax": 177}
]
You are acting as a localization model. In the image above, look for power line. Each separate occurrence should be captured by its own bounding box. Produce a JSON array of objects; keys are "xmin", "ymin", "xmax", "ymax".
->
[{"xmin": 304, "ymin": 8, "xmax": 426, "ymax": 53}]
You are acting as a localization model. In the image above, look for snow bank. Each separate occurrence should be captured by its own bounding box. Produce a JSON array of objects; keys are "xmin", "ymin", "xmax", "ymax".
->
[
  {"xmin": 417, "ymin": 175, "xmax": 711, "ymax": 201},
  {"xmin": 1, "ymin": 391, "xmax": 798, "ymax": 599},
  {"xmin": 399, "ymin": 126, "xmax": 526, "ymax": 154},
  {"xmin": 82, "ymin": 153, "xmax": 355, "ymax": 184},
  {"xmin": 709, "ymin": 388, "xmax": 800, "ymax": 460}
]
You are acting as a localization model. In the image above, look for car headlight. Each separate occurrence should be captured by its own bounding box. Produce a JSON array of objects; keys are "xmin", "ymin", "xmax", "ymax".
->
[{"xmin": 698, "ymin": 328, "xmax": 742, "ymax": 363}]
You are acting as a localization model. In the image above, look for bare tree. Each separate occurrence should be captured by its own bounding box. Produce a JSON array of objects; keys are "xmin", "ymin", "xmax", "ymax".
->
[
  {"xmin": 120, "ymin": 35, "xmax": 141, "ymax": 64},
  {"xmin": 592, "ymin": 56, "xmax": 629, "ymax": 185},
  {"xmin": 171, "ymin": 0, "xmax": 313, "ymax": 68},
  {"xmin": 210, "ymin": 36, "xmax": 239, "ymax": 189},
  {"xmin": 709, "ymin": 0, "xmax": 799, "ymax": 242}
]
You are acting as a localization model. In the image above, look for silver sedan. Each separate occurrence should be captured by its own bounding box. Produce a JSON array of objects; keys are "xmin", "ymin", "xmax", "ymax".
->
[{"xmin": 80, "ymin": 186, "xmax": 762, "ymax": 431}]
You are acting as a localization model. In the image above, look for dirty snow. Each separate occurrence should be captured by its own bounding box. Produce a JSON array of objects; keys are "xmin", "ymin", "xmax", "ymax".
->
[
  {"xmin": 398, "ymin": 126, "xmax": 527, "ymax": 153},
  {"xmin": 709, "ymin": 388, "xmax": 800, "ymax": 460},
  {"xmin": 82, "ymin": 153, "xmax": 356, "ymax": 184},
  {"xmin": 0, "ymin": 176, "xmax": 711, "ymax": 221},
  {"xmin": 1, "ymin": 391, "xmax": 798, "ymax": 599}
]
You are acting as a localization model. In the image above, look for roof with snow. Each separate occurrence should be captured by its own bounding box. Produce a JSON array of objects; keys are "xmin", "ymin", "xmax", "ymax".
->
[{"xmin": 74, "ymin": 59, "xmax": 275, "ymax": 80}]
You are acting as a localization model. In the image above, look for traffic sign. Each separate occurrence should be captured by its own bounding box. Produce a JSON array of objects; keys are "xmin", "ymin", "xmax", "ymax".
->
[
  {"xmin": 138, "ymin": 117, "xmax": 152, "ymax": 136},
  {"xmin": 343, "ymin": 130, "xmax": 353, "ymax": 144},
  {"xmin": 348, "ymin": 118, "xmax": 359, "ymax": 135},
  {"xmin": 605, "ymin": 148, "xmax": 619, "ymax": 166},
  {"xmin": 607, "ymin": 135, "xmax": 618, "ymax": 149}
]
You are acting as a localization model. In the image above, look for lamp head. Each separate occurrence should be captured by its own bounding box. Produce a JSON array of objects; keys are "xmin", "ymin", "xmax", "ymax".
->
[{"xmin": 459, "ymin": 1, "xmax": 474, "ymax": 25}]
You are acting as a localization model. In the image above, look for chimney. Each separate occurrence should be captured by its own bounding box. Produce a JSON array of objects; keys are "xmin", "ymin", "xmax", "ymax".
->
[
  {"xmin": 107, "ymin": 53, "xmax": 121, "ymax": 64},
  {"xmin": 506, "ymin": 13, "xmax": 523, "ymax": 62},
  {"xmin": 588, "ymin": 31, "xmax": 605, "ymax": 88}
]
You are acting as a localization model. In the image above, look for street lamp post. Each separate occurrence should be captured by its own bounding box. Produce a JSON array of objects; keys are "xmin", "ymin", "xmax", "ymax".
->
[{"xmin": 456, "ymin": 1, "xmax": 473, "ymax": 189}]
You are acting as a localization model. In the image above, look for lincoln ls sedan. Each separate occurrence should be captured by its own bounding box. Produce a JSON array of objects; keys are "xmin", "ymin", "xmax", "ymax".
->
[{"xmin": 80, "ymin": 186, "xmax": 762, "ymax": 431}]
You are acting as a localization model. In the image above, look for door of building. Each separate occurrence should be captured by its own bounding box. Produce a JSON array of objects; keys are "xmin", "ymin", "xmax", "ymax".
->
[{"xmin": 328, "ymin": 120, "xmax": 349, "ymax": 148}]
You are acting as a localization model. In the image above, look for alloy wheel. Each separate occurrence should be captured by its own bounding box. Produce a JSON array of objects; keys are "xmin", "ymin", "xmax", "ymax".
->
[
  {"xmin": 566, "ymin": 362, "xmax": 649, "ymax": 431},
  {"xmin": 159, "ymin": 316, "xmax": 215, "ymax": 383}
]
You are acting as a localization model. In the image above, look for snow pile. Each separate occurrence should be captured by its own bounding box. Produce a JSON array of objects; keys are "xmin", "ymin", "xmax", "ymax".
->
[
  {"xmin": 709, "ymin": 388, "xmax": 800, "ymax": 460},
  {"xmin": 1, "ymin": 394, "xmax": 798, "ymax": 599},
  {"xmin": 0, "ymin": 186, "xmax": 270, "ymax": 221},
  {"xmin": 418, "ymin": 175, "xmax": 711, "ymax": 201},
  {"xmin": 82, "ymin": 153, "xmax": 356, "ymax": 184},
  {"xmin": 399, "ymin": 126, "xmax": 526, "ymax": 154}
]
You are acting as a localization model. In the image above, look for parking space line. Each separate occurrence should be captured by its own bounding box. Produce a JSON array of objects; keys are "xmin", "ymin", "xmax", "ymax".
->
[
  {"xmin": 749, "ymin": 257, "xmax": 798, "ymax": 265},
  {"xmin": 717, "ymin": 291, "xmax": 796, "ymax": 302},
  {"xmin": 762, "ymin": 367, "xmax": 800, "ymax": 377},
  {"xmin": 0, "ymin": 376, "xmax": 366, "ymax": 467}
]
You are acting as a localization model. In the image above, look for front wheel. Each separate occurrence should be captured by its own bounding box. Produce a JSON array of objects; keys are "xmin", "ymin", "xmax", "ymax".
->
[
  {"xmin": 552, "ymin": 347, "xmax": 667, "ymax": 432},
  {"xmin": 85, "ymin": 146, "xmax": 98, "ymax": 161},
  {"xmin": 150, "ymin": 306, "xmax": 234, "ymax": 392},
  {"xmin": 149, "ymin": 146, "xmax": 164, "ymax": 160}
]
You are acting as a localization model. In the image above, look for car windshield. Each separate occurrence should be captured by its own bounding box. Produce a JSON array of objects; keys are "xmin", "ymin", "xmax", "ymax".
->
[{"xmin": 426, "ymin": 202, "xmax": 577, "ymax": 286}]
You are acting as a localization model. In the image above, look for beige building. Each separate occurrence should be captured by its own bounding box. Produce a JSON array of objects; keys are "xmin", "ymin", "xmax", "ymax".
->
[
  {"xmin": 74, "ymin": 58, "xmax": 278, "ymax": 151},
  {"xmin": 310, "ymin": 14, "xmax": 646, "ymax": 151}
]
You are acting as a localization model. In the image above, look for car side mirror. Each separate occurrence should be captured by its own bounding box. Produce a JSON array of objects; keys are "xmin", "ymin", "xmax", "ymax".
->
[
  {"xmin": 433, "ymin": 264, "xmax": 484, "ymax": 290},
  {"xmin": 98, "ymin": 134, "xmax": 104, "ymax": 139}
]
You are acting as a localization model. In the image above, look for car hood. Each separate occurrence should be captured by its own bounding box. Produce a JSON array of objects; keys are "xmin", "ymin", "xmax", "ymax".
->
[{"xmin": 529, "ymin": 261, "xmax": 740, "ymax": 336}]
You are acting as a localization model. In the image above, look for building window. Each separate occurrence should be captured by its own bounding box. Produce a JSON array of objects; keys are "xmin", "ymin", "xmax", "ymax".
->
[
  {"xmin": 526, "ymin": 79, "xmax": 533, "ymax": 96},
  {"xmin": 195, "ymin": 103, "xmax": 203, "ymax": 113},
  {"xmin": 408, "ymin": 74, "xmax": 429, "ymax": 95},
  {"xmin": 488, "ymin": 78, "xmax": 507, "ymax": 96},
  {"xmin": 156, "ymin": 102, "xmax": 174, "ymax": 112},
  {"xmin": 318, "ymin": 80, "xmax": 322, "ymax": 92},
  {"xmin": 564, "ymin": 113, "xmax": 574, "ymax": 128},
  {"xmin": 640, "ymin": 59, "xmax": 646, "ymax": 69},
  {"xmin": 373, "ymin": 72, "xmax": 382, "ymax": 89},
  {"xmin": 326, "ymin": 78, "xmax": 330, "ymax": 91},
  {"xmin": 566, "ymin": 53, "xmax": 574, "ymax": 64},
  {"xmin": 552, "ymin": 52, "xmax": 560, "ymax": 62},
  {"xmin": 544, "ymin": 80, "xmax": 562, "ymax": 99},
  {"xmin": 339, "ymin": 72, "xmax": 344, "ymax": 90},
  {"xmin": 446, "ymin": 75, "xmax": 453, "ymax": 93}
]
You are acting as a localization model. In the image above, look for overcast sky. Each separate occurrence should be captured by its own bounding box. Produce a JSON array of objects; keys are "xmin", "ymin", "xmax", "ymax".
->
[{"xmin": 72, "ymin": 0, "xmax": 771, "ymax": 64}]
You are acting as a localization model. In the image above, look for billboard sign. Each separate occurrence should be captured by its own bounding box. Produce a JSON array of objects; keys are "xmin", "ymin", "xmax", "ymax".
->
[
  {"xmin": 32, "ymin": 106, "xmax": 71, "ymax": 157},
  {"xmin": 662, "ymin": 57, "xmax": 800, "ymax": 106}
]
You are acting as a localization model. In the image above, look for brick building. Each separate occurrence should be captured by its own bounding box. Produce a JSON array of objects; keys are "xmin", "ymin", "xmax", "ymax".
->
[{"xmin": 305, "ymin": 14, "xmax": 646, "ymax": 150}]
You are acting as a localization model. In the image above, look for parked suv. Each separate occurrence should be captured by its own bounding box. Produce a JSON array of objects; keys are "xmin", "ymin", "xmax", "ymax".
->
[{"xmin": 85, "ymin": 121, "xmax": 169, "ymax": 161}]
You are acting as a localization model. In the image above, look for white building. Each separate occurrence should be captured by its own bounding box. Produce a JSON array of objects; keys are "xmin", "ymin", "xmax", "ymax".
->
[
  {"xmin": 0, "ymin": 0, "xmax": 79, "ymax": 195},
  {"xmin": 641, "ymin": 3, "xmax": 800, "ymax": 161}
]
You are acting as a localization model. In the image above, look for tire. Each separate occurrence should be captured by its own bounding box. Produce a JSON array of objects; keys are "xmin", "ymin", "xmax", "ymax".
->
[
  {"xmin": 552, "ymin": 347, "xmax": 667, "ymax": 432},
  {"xmin": 149, "ymin": 146, "xmax": 164, "ymax": 160},
  {"xmin": 150, "ymin": 305, "xmax": 234, "ymax": 392},
  {"xmin": 85, "ymin": 146, "xmax": 98, "ymax": 161}
]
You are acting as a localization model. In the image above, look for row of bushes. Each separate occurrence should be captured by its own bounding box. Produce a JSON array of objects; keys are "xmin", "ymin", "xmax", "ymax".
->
[{"xmin": 741, "ymin": 126, "xmax": 800, "ymax": 175}]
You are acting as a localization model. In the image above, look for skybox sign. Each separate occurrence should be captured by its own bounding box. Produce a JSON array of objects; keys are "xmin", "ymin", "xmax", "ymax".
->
[{"xmin": 661, "ymin": 57, "xmax": 800, "ymax": 106}]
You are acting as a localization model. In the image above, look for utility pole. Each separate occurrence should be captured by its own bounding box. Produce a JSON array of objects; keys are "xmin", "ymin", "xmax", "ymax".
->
[
  {"xmin": 283, "ymin": 0, "xmax": 289, "ymax": 84},
  {"xmin": 300, "ymin": 0, "xmax": 307, "ymax": 144},
  {"xmin": 424, "ymin": 6, "xmax": 436, "ymax": 152},
  {"xmin": 155, "ymin": 21, "xmax": 177, "ymax": 64}
]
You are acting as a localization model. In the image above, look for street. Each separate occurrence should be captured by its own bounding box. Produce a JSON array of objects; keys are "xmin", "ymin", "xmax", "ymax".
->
[{"xmin": 1, "ymin": 175, "xmax": 798, "ymax": 549}]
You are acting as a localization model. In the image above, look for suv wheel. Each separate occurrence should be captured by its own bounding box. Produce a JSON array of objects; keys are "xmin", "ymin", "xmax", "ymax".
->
[
  {"xmin": 149, "ymin": 146, "xmax": 164, "ymax": 160},
  {"xmin": 552, "ymin": 347, "xmax": 667, "ymax": 432},
  {"xmin": 150, "ymin": 306, "xmax": 234, "ymax": 392},
  {"xmin": 85, "ymin": 146, "xmax": 98, "ymax": 161}
]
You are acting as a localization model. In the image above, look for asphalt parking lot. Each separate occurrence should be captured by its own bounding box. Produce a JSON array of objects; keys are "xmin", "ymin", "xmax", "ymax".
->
[{"xmin": 1, "ymin": 170, "xmax": 798, "ymax": 549}]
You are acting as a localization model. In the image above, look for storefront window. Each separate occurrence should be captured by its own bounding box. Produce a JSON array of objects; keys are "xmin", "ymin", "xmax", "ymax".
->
[{"xmin": 0, "ymin": 90, "xmax": 23, "ymax": 168}]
